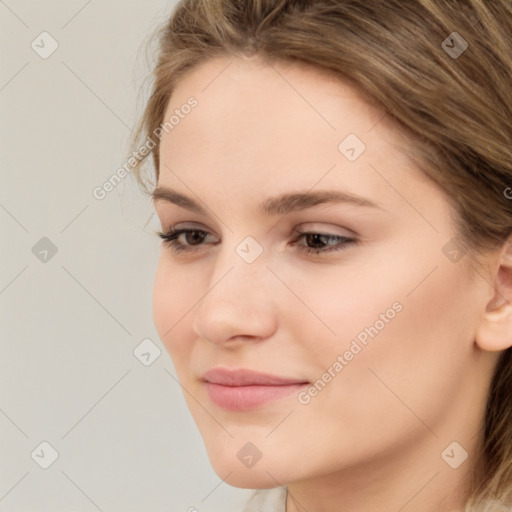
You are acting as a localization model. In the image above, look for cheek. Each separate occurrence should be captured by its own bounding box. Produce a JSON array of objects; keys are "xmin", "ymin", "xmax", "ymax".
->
[
  {"xmin": 152, "ymin": 257, "xmax": 198, "ymax": 360},
  {"xmin": 287, "ymin": 240, "xmax": 475, "ymax": 415},
  {"xmin": 311, "ymin": 259, "xmax": 476, "ymax": 437}
]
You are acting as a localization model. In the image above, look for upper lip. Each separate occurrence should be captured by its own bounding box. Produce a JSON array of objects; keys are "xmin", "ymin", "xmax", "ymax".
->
[{"xmin": 201, "ymin": 368, "xmax": 309, "ymax": 386}]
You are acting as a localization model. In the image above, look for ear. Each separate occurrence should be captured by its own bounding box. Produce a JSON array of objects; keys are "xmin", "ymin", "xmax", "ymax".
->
[{"xmin": 475, "ymin": 237, "xmax": 512, "ymax": 352}]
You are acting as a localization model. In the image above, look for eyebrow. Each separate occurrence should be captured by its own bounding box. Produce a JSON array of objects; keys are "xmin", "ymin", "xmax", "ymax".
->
[{"xmin": 151, "ymin": 186, "xmax": 381, "ymax": 216}]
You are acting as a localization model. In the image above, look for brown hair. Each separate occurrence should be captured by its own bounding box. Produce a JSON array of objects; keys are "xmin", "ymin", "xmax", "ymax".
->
[{"xmin": 130, "ymin": 0, "xmax": 512, "ymax": 507}]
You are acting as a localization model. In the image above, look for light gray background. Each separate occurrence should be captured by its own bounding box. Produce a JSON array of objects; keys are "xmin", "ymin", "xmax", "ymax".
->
[{"xmin": 0, "ymin": 1, "xmax": 254, "ymax": 510}]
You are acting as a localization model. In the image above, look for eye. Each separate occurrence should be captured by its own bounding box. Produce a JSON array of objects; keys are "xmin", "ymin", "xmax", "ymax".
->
[
  {"xmin": 156, "ymin": 227, "xmax": 358, "ymax": 256},
  {"xmin": 290, "ymin": 231, "xmax": 358, "ymax": 255},
  {"xmin": 157, "ymin": 227, "xmax": 218, "ymax": 253}
]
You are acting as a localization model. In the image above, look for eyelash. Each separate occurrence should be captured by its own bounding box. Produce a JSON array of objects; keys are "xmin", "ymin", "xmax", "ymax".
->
[{"xmin": 156, "ymin": 228, "xmax": 358, "ymax": 256}]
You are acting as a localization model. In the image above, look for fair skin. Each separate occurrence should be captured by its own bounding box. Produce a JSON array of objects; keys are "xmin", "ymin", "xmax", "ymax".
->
[{"xmin": 151, "ymin": 55, "xmax": 512, "ymax": 512}]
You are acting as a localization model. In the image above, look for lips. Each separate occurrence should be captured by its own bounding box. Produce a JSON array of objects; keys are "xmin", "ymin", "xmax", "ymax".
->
[
  {"xmin": 201, "ymin": 368, "xmax": 309, "ymax": 411},
  {"xmin": 202, "ymin": 368, "xmax": 308, "ymax": 386}
]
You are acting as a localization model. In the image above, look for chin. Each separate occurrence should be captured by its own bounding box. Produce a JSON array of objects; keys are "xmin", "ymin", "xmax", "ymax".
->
[
  {"xmin": 215, "ymin": 469, "xmax": 284, "ymax": 490},
  {"xmin": 206, "ymin": 449, "xmax": 291, "ymax": 489}
]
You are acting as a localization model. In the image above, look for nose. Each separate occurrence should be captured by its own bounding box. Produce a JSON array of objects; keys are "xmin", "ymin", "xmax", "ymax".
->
[{"xmin": 192, "ymin": 254, "xmax": 278, "ymax": 346}]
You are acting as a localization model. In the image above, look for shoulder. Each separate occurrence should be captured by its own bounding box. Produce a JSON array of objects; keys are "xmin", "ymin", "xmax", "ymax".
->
[{"xmin": 240, "ymin": 486, "xmax": 287, "ymax": 512}]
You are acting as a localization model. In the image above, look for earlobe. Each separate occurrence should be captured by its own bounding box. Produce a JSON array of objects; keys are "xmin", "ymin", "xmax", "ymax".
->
[{"xmin": 476, "ymin": 302, "xmax": 512, "ymax": 352}]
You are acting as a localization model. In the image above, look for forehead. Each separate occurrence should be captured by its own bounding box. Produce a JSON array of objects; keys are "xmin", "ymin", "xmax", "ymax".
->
[
  {"xmin": 164, "ymin": 55, "xmax": 385, "ymax": 135},
  {"xmin": 160, "ymin": 57, "xmax": 395, "ymax": 178}
]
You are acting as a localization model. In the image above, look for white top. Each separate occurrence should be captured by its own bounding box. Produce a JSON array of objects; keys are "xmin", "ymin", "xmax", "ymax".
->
[{"xmin": 241, "ymin": 486, "xmax": 287, "ymax": 511}]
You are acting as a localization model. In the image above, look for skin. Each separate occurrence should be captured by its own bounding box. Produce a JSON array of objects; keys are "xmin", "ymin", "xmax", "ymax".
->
[{"xmin": 151, "ymin": 55, "xmax": 512, "ymax": 512}]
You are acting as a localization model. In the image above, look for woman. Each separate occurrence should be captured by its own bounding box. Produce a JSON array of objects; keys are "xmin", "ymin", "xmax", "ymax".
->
[{"xmin": 130, "ymin": 1, "xmax": 512, "ymax": 510}]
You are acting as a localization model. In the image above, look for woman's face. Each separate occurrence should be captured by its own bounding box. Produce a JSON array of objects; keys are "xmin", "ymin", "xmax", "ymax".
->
[{"xmin": 152, "ymin": 56, "xmax": 495, "ymax": 488}]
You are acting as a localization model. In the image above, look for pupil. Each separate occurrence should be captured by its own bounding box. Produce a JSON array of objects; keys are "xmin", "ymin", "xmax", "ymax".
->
[
  {"xmin": 187, "ymin": 231, "xmax": 205, "ymax": 245},
  {"xmin": 308, "ymin": 233, "xmax": 327, "ymax": 248}
]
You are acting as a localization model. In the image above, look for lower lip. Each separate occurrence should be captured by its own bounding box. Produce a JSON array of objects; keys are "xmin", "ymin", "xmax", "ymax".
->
[{"xmin": 204, "ymin": 382, "xmax": 308, "ymax": 411}]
